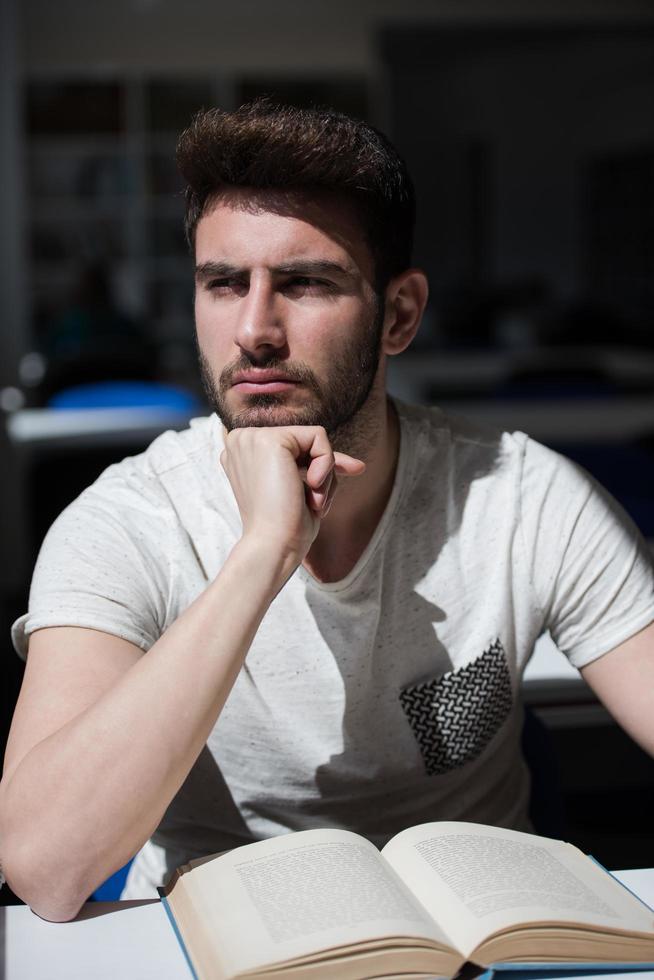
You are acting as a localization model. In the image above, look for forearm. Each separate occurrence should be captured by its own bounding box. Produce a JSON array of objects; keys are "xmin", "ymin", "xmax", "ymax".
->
[{"xmin": 0, "ymin": 536, "xmax": 294, "ymax": 920}]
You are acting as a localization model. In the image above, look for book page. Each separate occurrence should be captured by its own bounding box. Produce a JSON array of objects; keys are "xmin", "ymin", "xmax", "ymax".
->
[
  {"xmin": 381, "ymin": 822, "xmax": 654, "ymax": 958},
  {"xmin": 177, "ymin": 828, "xmax": 453, "ymax": 976}
]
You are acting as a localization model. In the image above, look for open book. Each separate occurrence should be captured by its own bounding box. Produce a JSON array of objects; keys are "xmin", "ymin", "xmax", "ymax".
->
[{"xmin": 160, "ymin": 822, "xmax": 654, "ymax": 980}]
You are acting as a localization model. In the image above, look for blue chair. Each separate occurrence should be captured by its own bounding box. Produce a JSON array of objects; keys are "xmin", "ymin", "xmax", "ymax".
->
[
  {"xmin": 48, "ymin": 379, "xmax": 201, "ymax": 413},
  {"xmin": 91, "ymin": 861, "xmax": 133, "ymax": 901}
]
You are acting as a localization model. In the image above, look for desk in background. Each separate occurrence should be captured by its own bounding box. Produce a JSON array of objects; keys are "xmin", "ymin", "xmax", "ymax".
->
[
  {"xmin": 5, "ymin": 404, "xmax": 197, "ymax": 451},
  {"xmin": 3, "ymin": 405, "xmax": 198, "ymax": 570}
]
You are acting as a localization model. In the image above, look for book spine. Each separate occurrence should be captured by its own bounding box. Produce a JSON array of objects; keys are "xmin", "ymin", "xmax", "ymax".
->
[{"xmin": 158, "ymin": 889, "xmax": 198, "ymax": 980}]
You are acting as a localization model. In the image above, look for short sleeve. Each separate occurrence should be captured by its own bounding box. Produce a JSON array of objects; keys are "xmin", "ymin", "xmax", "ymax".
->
[
  {"xmin": 519, "ymin": 438, "xmax": 654, "ymax": 669},
  {"xmin": 12, "ymin": 459, "xmax": 174, "ymax": 660}
]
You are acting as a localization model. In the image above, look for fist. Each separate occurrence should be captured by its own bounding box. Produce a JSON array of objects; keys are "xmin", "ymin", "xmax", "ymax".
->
[{"xmin": 220, "ymin": 426, "xmax": 365, "ymax": 564}]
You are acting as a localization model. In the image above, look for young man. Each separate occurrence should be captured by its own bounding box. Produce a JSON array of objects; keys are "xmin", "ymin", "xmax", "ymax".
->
[{"xmin": 1, "ymin": 102, "xmax": 653, "ymax": 922}]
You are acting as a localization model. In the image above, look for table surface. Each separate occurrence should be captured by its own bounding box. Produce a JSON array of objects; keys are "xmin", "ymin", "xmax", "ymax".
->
[{"xmin": 2, "ymin": 869, "xmax": 653, "ymax": 980}]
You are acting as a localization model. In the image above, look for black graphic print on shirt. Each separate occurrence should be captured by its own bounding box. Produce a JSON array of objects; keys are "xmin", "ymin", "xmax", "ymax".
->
[{"xmin": 399, "ymin": 638, "xmax": 513, "ymax": 776}]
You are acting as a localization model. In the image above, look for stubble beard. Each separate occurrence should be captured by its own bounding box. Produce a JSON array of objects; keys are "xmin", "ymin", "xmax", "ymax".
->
[{"xmin": 197, "ymin": 301, "xmax": 385, "ymax": 459}]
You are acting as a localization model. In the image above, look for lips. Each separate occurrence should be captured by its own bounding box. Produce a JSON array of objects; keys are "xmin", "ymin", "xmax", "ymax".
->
[
  {"xmin": 232, "ymin": 370, "xmax": 296, "ymax": 385},
  {"xmin": 231, "ymin": 370, "xmax": 299, "ymax": 394}
]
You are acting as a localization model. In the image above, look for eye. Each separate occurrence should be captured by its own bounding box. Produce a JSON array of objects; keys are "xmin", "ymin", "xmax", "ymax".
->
[
  {"xmin": 284, "ymin": 276, "xmax": 335, "ymax": 296},
  {"xmin": 206, "ymin": 278, "xmax": 247, "ymax": 297}
]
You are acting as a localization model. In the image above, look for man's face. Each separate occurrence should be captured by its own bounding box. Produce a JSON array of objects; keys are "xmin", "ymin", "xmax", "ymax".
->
[{"xmin": 193, "ymin": 190, "xmax": 385, "ymax": 446}]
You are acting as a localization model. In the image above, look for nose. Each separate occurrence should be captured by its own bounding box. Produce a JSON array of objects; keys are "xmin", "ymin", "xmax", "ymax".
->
[{"xmin": 234, "ymin": 277, "xmax": 286, "ymax": 358}]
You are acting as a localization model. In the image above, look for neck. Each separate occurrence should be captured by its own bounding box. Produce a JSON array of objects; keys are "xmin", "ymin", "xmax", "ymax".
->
[{"xmin": 303, "ymin": 388, "xmax": 400, "ymax": 583}]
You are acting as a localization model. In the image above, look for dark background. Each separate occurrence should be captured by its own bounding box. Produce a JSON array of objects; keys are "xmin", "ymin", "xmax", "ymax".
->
[{"xmin": 1, "ymin": 0, "xmax": 653, "ymax": 901}]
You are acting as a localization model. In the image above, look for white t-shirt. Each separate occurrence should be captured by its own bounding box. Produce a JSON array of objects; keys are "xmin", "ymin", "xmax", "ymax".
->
[{"xmin": 12, "ymin": 401, "xmax": 654, "ymax": 898}]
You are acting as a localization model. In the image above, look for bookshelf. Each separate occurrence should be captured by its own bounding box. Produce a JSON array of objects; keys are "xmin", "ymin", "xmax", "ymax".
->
[{"xmin": 23, "ymin": 76, "xmax": 224, "ymax": 384}]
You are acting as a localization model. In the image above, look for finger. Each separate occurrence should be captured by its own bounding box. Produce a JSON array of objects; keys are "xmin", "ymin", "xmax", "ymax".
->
[
  {"xmin": 279, "ymin": 427, "xmax": 365, "ymax": 482},
  {"xmin": 334, "ymin": 452, "xmax": 366, "ymax": 476},
  {"xmin": 307, "ymin": 449, "xmax": 364, "ymax": 488},
  {"xmin": 275, "ymin": 426, "xmax": 332, "ymax": 487},
  {"xmin": 321, "ymin": 474, "xmax": 338, "ymax": 517},
  {"xmin": 305, "ymin": 450, "xmax": 334, "ymax": 489},
  {"xmin": 306, "ymin": 471, "xmax": 333, "ymax": 513},
  {"xmin": 281, "ymin": 425, "xmax": 332, "ymax": 458}
]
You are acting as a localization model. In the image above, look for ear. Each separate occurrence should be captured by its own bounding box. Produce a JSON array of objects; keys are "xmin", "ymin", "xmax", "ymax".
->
[{"xmin": 381, "ymin": 269, "xmax": 429, "ymax": 356}]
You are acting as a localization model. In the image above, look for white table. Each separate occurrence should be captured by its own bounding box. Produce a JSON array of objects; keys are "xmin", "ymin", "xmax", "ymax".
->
[
  {"xmin": 2, "ymin": 870, "xmax": 653, "ymax": 980},
  {"xmin": 1, "ymin": 898, "xmax": 190, "ymax": 979}
]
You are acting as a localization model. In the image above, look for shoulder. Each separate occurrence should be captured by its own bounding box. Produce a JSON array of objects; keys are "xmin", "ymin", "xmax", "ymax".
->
[
  {"xmin": 104, "ymin": 414, "xmax": 222, "ymax": 483},
  {"xmin": 395, "ymin": 398, "xmax": 594, "ymax": 484},
  {"xmin": 80, "ymin": 414, "xmax": 223, "ymax": 511},
  {"xmin": 393, "ymin": 399, "xmax": 605, "ymax": 536},
  {"xmin": 33, "ymin": 415, "xmax": 224, "ymax": 564},
  {"xmin": 131, "ymin": 414, "xmax": 223, "ymax": 475},
  {"xmin": 15, "ymin": 418, "xmax": 225, "ymax": 660},
  {"xmin": 394, "ymin": 397, "xmax": 530, "ymax": 480}
]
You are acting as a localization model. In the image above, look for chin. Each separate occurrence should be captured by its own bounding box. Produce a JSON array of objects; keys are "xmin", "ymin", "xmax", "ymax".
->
[{"xmin": 224, "ymin": 399, "xmax": 322, "ymax": 431}]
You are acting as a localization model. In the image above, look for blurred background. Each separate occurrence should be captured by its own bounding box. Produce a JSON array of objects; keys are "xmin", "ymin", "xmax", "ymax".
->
[{"xmin": 1, "ymin": 0, "xmax": 654, "ymax": 892}]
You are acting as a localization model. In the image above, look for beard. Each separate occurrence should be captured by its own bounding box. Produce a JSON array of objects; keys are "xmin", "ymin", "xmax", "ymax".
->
[{"xmin": 197, "ymin": 299, "xmax": 385, "ymax": 457}]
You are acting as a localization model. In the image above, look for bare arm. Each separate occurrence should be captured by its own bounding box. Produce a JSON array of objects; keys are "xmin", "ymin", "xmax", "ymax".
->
[
  {"xmin": 0, "ymin": 426, "xmax": 363, "ymax": 921},
  {"xmin": 580, "ymin": 619, "xmax": 654, "ymax": 757}
]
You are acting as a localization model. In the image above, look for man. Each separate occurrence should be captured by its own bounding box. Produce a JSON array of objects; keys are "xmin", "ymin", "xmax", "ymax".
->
[{"xmin": 1, "ymin": 101, "xmax": 653, "ymax": 922}]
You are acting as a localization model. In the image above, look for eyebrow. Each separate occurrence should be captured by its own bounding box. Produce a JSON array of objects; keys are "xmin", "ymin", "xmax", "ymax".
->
[{"xmin": 194, "ymin": 259, "xmax": 354, "ymax": 283}]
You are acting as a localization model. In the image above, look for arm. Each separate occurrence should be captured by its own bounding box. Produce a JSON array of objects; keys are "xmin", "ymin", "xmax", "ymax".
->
[
  {"xmin": 580, "ymin": 620, "xmax": 654, "ymax": 758},
  {"xmin": 0, "ymin": 425, "xmax": 363, "ymax": 922},
  {"xmin": 518, "ymin": 438, "xmax": 654, "ymax": 756}
]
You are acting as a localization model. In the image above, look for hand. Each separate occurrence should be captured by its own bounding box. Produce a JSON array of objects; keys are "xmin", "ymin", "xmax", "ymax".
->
[{"xmin": 220, "ymin": 426, "xmax": 365, "ymax": 565}]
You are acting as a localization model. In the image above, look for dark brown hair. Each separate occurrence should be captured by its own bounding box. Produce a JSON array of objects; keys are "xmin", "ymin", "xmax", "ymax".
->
[{"xmin": 176, "ymin": 99, "xmax": 416, "ymax": 290}]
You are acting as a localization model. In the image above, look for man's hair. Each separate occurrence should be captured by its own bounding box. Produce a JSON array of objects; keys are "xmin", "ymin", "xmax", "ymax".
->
[{"xmin": 176, "ymin": 99, "xmax": 416, "ymax": 290}]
